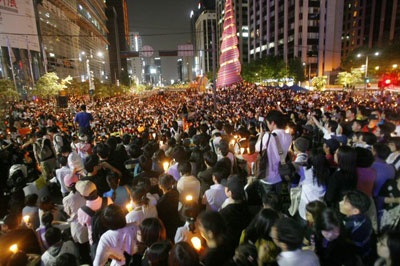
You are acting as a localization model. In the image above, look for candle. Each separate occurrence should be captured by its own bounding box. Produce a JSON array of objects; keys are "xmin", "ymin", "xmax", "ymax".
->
[
  {"xmin": 126, "ymin": 202, "xmax": 133, "ymax": 212},
  {"xmin": 23, "ymin": 215, "xmax": 30, "ymax": 224},
  {"xmin": 185, "ymin": 195, "xmax": 193, "ymax": 201},
  {"xmin": 230, "ymin": 139, "xmax": 235, "ymax": 146},
  {"xmin": 152, "ymin": 133, "xmax": 156, "ymax": 139},
  {"xmin": 9, "ymin": 244, "xmax": 18, "ymax": 254},
  {"xmin": 247, "ymin": 148, "xmax": 250, "ymax": 154},
  {"xmin": 163, "ymin": 162, "xmax": 169, "ymax": 172},
  {"xmin": 285, "ymin": 128, "xmax": 290, "ymax": 134},
  {"xmin": 160, "ymin": 140, "xmax": 163, "ymax": 146},
  {"xmin": 191, "ymin": 236, "xmax": 202, "ymax": 251},
  {"xmin": 240, "ymin": 148, "xmax": 245, "ymax": 154}
]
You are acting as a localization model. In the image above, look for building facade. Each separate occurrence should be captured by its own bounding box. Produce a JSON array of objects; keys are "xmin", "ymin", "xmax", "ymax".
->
[
  {"xmin": 195, "ymin": 10, "xmax": 217, "ymax": 76},
  {"xmin": 106, "ymin": 0, "xmax": 129, "ymax": 84},
  {"xmin": 39, "ymin": 0, "xmax": 110, "ymax": 82},
  {"xmin": 248, "ymin": 0, "xmax": 344, "ymax": 81},
  {"xmin": 127, "ymin": 32, "xmax": 143, "ymax": 85},
  {"xmin": 342, "ymin": 0, "xmax": 400, "ymax": 58},
  {"xmin": 216, "ymin": 0, "xmax": 249, "ymax": 64}
]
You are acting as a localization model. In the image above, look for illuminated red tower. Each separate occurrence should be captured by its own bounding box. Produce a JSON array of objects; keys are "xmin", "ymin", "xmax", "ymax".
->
[{"xmin": 216, "ymin": 0, "xmax": 242, "ymax": 88}]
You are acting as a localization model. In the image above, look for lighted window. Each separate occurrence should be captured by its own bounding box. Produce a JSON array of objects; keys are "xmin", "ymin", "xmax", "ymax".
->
[{"xmin": 353, "ymin": 11, "xmax": 357, "ymax": 17}]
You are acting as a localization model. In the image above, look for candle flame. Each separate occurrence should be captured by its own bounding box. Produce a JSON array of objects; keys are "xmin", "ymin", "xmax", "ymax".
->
[
  {"xmin": 191, "ymin": 237, "xmax": 202, "ymax": 251},
  {"xmin": 9, "ymin": 244, "xmax": 18, "ymax": 254},
  {"xmin": 23, "ymin": 215, "xmax": 30, "ymax": 224},
  {"xmin": 163, "ymin": 162, "xmax": 169, "ymax": 172},
  {"xmin": 126, "ymin": 202, "xmax": 133, "ymax": 212},
  {"xmin": 185, "ymin": 195, "xmax": 193, "ymax": 201}
]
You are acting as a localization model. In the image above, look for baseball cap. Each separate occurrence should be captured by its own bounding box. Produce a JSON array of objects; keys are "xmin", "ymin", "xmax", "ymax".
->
[
  {"xmin": 211, "ymin": 129, "xmax": 220, "ymax": 136},
  {"xmin": 75, "ymin": 180, "xmax": 97, "ymax": 197},
  {"xmin": 64, "ymin": 174, "xmax": 79, "ymax": 188}
]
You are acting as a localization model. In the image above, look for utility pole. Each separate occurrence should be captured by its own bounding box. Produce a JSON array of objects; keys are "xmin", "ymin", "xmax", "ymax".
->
[{"xmin": 211, "ymin": 24, "xmax": 217, "ymax": 112}]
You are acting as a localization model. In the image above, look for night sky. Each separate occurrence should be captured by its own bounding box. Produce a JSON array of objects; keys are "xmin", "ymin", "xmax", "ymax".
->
[{"xmin": 127, "ymin": 0, "xmax": 197, "ymax": 82}]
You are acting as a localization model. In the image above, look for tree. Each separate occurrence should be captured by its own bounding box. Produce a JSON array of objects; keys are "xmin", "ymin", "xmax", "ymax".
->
[
  {"xmin": 34, "ymin": 73, "xmax": 72, "ymax": 98},
  {"xmin": 288, "ymin": 58, "xmax": 306, "ymax": 82},
  {"xmin": 312, "ymin": 76, "xmax": 327, "ymax": 90},
  {"xmin": 0, "ymin": 79, "xmax": 19, "ymax": 100},
  {"xmin": 336, "ymin": 68, "xmax": 363, "ymax": 89}
]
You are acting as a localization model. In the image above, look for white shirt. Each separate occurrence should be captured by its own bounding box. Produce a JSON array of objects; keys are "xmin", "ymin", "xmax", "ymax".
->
[
  {"xmin": 202, "ymin": 184, "xmax": 227, "ymax": 211},
  {"xmin": 125, "ymin": 205, "xmax": 158, "ymax": 225},
  {"xmin": 55, "ymin": 166, "xmax": 71, "ymax": 194},
  {"xmin": 174, "ymin": 221, "xmax": 201, "ymax": 244},
  {"xmin": 298, "ymin": 167, "xmax": 326, "ymax": 220},
  {"xmin": 177, "ymin": 175, "xmax": 201, "ymax": 203},
  {"xmin": 77, "ymin": 196, "xmax": 113, "ymax": 245},
  {"xmin": 68, "ymin": 151, "xmax": 85, "ymax": 175},
  {"xmin": 168, "ymin": 163, "xmax": 180, "ymax": 181},
  {"xmin": 63, "ymin": 191, "xmax": 88, "ymax": 244},
  {"xmin": 93, "ymin": 224, "xmax": 139, "ymax": 266},
  {"xmin": 255, "ymin": 129, "xmax": 292, "ymax": 184},
  {"xmin": 386, "ymin": 151, "xmax": 400, "ymax": 171},
  {"xmin": 277, "ymin": 249, "xmax": 320, "ymax": 266}
]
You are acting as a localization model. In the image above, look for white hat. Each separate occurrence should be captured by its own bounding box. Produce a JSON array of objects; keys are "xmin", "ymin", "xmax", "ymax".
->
[{"xmin": 76, "ymin": 180, "xmax": 96, "ymax": 197}]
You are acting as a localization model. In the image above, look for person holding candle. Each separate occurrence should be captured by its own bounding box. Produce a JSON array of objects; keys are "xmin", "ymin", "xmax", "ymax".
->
[{"xmin": 198, "ymin": 210, "xmax": 233, "ymax": 266}]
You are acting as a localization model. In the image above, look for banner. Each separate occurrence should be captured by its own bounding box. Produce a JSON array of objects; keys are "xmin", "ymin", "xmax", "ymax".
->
[{"xmin": 0, "ymin": 0, "xmax": 40, "ymax": 51}]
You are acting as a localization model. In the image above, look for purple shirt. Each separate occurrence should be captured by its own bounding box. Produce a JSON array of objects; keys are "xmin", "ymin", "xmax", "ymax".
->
[
  {"xmin": 74, "ymin": 111, "xmax": 93, "ymax": 128},
  {"xmin": 372, "ymin": 159, "xmax": 395, "ymax": 197}
]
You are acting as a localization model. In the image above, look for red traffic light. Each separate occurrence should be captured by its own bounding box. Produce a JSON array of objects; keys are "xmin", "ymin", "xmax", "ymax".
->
[{"xmin": 385, "ymin": 79, "xmax": 391, "ymax": 85}]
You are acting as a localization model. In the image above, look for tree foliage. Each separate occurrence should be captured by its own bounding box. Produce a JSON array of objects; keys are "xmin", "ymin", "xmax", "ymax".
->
[
  {"xmin": 312, "ymin": 76, "xmax": 328, "ymax": 90},
  {"xmin": 341, "ymin": 42, "xmax": 400, "ymax": 81},
  {"xmin": 241, "ymin": 56, "xmax": 305, "ymax": 83},
  {"xmin": 0, "ymin": 79, "xmax": 19, "ymax": 100},
  {"xmin": 336, "ymin": 68, "xmax": 363, "ymax": 89},
  {"xmin": 34, "ymin": 72, "xmax": 72, "ymax": 98}
]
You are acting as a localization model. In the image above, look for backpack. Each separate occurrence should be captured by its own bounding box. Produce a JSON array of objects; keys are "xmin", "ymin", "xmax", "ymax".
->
[
  {"xmin": 34, "ymin": 138, "xmax": 54, "ymax": 162},
  {"xmin": 390, "ymin": 154, "xmax": 400, "ymax": 177},
  {"xmin": 254, "ymin": 133, "xmax": 272, "ymax": 179},
  {"xmin": 81, "ymin": 197, "xmax": 108, "ymax": 252}
]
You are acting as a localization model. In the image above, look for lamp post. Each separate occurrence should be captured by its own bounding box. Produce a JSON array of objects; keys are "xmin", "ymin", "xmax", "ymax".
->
[{"xmin": 357, "ymin": 51, "xmax": 379, "ymax": 92}]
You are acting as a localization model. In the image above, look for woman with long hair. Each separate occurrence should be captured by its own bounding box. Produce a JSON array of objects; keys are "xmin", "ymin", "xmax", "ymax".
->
[
  {"xmin": 239, "ymin": 208, "xmax": 280, "ymax": 265},
  {"xmin": 298, "ymin": 148, "xmax": 330, "ymax": 220},
  {"xmin": 325, "ymin": 146, "xmax": 358, "ymax": 207},
  {"xmin": 375, "ymin": 230, "xmax": 400, "ymax": 266},
  {"xmin": 126, "ymin": 186, "xmax": 158, "ymax": 225},
  {"xmin": 314, "ymin": 208, "xmax": 362, "ymax": 266}
]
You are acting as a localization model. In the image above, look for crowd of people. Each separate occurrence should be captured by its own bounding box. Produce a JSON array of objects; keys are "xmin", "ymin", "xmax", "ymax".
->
[{"xmin": 1, "ymin": 83, "xmax": 400, "ymax": 266}]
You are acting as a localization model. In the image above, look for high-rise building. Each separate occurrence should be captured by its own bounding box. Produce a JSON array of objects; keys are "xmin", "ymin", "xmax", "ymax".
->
[
  {"xmin": 248, "ymin": 0, "xmax": 344, "ymax": 82},
  {"xmin": 106, "ymin": 0, "xmax": 130, "ymax": 83},
  {"xmin": 127, "ymin": 32, "xmax": 143, "ymax": 84},
  {"xmin": 38, "ymin": 0, "xmax": 110, "ymax": 82},
  {"xmin": 195, "ymin": 10, "xmax": 217, "ymax": 76},
  {"xmin": 342, "ymin": 0, "xmax": 400, "ymax": 58},
  {"xmin": 129, "ymin": 33, "xmax": 143, "ymax": 53},
  {"xmin": 216, "ymin": 0, "xmax": 249, "ymax": 64}
]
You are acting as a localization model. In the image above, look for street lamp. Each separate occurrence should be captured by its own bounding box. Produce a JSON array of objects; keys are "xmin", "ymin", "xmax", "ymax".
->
[
  {"xmin": 393, "ymin": 64, "xmax": 398, "ymax": 69},
  {"xmin": 357, "ymin": 51, "xmax": 380, "ymax": 91}
]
